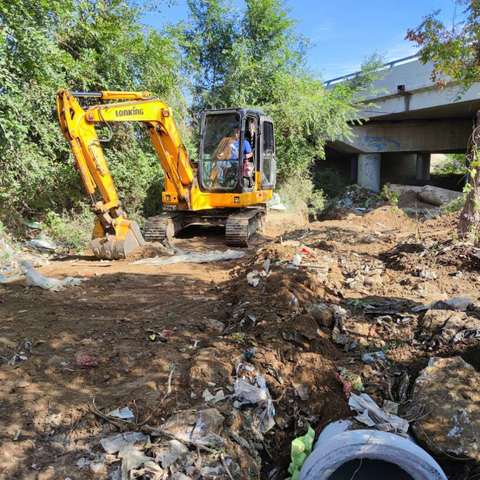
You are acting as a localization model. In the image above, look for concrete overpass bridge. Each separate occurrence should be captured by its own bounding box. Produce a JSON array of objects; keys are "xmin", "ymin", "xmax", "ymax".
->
[{"xmin": 325, "ymin": 55, "xmax": 480, "ymax": 191}]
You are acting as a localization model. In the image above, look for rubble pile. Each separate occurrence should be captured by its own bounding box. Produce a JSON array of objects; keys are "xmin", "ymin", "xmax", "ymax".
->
[{"xmin": 2, "ymin": 205, "xmax": 480, "ymax": 479}]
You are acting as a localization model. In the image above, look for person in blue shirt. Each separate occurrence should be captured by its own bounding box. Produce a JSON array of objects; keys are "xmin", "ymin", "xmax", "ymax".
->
[
  {"xmin": 230, "ymin": 127, "xmax": 253, "ymax": 161},
  {"xmin": 217, "ymin": 128, "xmax": 253, "ymax": 186}
]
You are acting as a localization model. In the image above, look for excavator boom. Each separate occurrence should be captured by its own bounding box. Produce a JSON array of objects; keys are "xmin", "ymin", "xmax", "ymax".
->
[{"xmin": 56, "ymin": 89, "xmax": 194, "ymax": 258}]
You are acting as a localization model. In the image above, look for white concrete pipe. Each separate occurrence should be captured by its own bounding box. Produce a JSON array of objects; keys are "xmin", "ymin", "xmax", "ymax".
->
[{"xmin": 299, "ymin": 420, "xmax": 447, "ymax": 480}]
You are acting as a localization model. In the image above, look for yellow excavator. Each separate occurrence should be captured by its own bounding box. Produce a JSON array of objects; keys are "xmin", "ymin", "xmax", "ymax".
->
[{"xmin": 56, "ymin": 90, "xmax": 276, "ymax": 259}]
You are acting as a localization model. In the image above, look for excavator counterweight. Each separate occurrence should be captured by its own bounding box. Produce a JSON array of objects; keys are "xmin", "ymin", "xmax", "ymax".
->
[{"xmin": 56, "ymin": 90, "xmax": 276, "ymax": 258}]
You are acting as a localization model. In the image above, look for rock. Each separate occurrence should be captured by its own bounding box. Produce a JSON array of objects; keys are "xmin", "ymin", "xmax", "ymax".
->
[
  {"xmin": 412, "ymin": 356, "xmax": 480, "ymax": 461},
  {"xmin": 364, "ymin": 273, "xmax": 383, "ymax": 287},
  {"xmin": 331, "ymin": 304, "xmax": 348, "ymax": 323},
  {"xmin": 293, "ymin": 383, "xmax": 310, "ymax": 401},
  {"xmin": 246, "ymin": 271, "xmax": 260, "ymax": 287},
  {"xmin": 310, "ymin": 303, "xmax": 334, "ymax": 328},
  {"xmin": 418, "ymin": 185, "xmax": 461, "ymax": 207}
]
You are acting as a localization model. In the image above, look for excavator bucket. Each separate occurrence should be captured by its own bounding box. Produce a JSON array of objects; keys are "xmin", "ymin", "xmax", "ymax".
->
[{"xmin": 90, "ymin": 220, "xmax": 145, "ymax": 260}]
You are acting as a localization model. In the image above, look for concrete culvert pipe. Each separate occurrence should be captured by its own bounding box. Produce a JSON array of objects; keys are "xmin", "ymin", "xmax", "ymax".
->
[{"xmin": 299, "ymin": 420, "xmax": 447, "ymax": 480}]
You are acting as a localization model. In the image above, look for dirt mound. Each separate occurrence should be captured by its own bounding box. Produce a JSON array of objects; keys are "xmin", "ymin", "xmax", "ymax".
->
[
  {"xmin": 128, "ymin": 241, "xmax": 174, "ymax": 260},
  {"xmin": 262, "ymin": 210, "xmax": 309, "ymax": 238},
  {"xmin": 359, "ymin": 206, "xmax": 416, "ymax": 230}
]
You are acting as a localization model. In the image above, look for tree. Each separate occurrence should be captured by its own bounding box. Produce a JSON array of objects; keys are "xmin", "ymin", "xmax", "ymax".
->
[
  {"xmin": 178, "ymin": 0, "xmax": 237, "ymax": 110},
  {"xmin": 179, "ymin": 0, "xmax": 367, "ymax": 198},
  {"xmin": 407, "ymin": 0, "xmax": 480, "ymax": 242},
  {"xmin": 0, "ymin": 0, "xmax": 185, "ymax": 224}
]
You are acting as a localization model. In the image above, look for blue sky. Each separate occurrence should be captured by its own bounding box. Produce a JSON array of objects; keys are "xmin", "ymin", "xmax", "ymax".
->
[{"xmin": 143, "ymin": 0, "xmax": 459, "ymax": 80}]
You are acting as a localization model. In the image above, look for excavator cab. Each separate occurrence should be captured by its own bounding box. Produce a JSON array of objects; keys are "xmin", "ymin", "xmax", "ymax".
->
[{"xmin": 198, "ymin": 109, "xmax": 276, "ymax": 194}]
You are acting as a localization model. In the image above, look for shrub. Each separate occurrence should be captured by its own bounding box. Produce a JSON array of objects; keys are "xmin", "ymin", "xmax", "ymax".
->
[
  {"xmin": 277, "ymin": 176, "xmax": 325, "ymax": 217},
  {"xmin": 43, "ymin": 206, "xmax": 94, "ymax": 251}
]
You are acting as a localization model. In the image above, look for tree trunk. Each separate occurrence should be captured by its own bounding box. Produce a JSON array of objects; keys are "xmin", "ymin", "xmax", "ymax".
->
[{"xmin": 458, "ymin": 111, "xmax": 480, "ymax": 243}]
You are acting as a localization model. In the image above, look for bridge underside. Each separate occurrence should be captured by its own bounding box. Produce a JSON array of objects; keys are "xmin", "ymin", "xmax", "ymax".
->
[{"xmin": 326, "ymin": 97, "xmax": 477, "ymax": 192}]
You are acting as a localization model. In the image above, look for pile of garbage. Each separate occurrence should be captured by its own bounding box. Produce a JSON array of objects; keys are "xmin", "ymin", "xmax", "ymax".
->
[
  {"xmin": 82, "ymin": 359, "xmax": 282, "ymax": 479},
  {"xmin": 328, "ymin": 185, "xmax": 384, "ymax": 214}
]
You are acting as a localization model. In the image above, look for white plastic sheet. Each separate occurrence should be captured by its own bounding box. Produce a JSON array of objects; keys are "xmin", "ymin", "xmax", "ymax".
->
[
  {"xmin": 19, "ymin": 260, "xmax": 83, "ymax": 291},
  {"xmin": 133, "ymin": 249, "xmax": 245, "ymax": 265}
]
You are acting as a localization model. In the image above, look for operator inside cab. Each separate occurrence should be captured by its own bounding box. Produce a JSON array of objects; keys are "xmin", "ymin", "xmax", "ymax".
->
[{"xmin": 213, "ymin": 127, "xmax": 253, "ymax": 188}]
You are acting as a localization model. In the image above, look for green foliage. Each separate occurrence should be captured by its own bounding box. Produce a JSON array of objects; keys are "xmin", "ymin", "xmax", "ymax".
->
[
  {"xmin": 442, "ymin": 193, "xmax": 467, "ymax": 213},
  {"xmin": 0, "ymin": 0, "xmax": 184, "ymax": 227},
  {"xmin": 382, "ymin": 184, "xmax": 399, "ymax": 206},
  {"xmin": 406, "ymin": 1, "xmax": 480, "ymax": 88},
  {"xmin": 277, "ymin": 175, "xmax": 325, "ymax": 216},
  {"xmin": 432, "ymin": 154, "xmax": 468, "ymax": 175},
  {"xmin": 313, "ymin": 168, "xmax": 350, "ymax": 198},
  {"xmin": 43, "ymin": 207, "xmax": 94, "ymax": 250}
]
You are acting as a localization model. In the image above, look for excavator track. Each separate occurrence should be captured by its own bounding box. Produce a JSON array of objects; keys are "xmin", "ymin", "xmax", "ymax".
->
[
  {"xmin": 225, "ymin": 208, "xmax": 265, "ymax": 247},
  {"xmin": 144, "ymin": 213, "xmax": 180, "ymax": 242}
]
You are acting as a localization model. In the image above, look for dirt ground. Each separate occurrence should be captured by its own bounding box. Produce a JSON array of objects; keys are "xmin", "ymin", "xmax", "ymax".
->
[{"xmin": 1, "ymin": 208, "xmax": 480, "ymax": 479}]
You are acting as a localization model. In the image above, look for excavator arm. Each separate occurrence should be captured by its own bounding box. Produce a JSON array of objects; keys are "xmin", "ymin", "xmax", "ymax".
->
[{"xmin": 56, "ymin": 89, "xmax": 195, "ymax": 259}]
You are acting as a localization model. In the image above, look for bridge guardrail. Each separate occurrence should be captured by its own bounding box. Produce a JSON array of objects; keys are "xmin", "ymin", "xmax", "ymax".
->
[{"xmin": 324, "ymin": 53, "xmax": 419, "ymax": 87}]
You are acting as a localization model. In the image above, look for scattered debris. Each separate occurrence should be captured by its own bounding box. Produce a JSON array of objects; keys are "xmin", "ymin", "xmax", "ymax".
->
[
  {"xmin": 247, "ymin": 270, "xmax": 261, "ymax": 287},
  {"xmin": 267, "ymin": 193, "xmax": 287, "ymax": 211},
  {"xmin": 202, "ymin": 388, "xmax": 225, "ymax": 404},
  {"xmin": 27, "ymin": 237, "xmax": 58, "ymax": 253},
  {"xmin": 75, "ymin": 351, "xmax": 99, "ymax": 368},
  {"xmin": 349, "ymin": 393, "xmax": 409, "ymax": 434},
  {"xmin": 233, "ymin": 363, "xmax": 275, "ymax": 433},
  {"xmin": 337, "ymin": 368, "xmax": 364, "ymax": 397},
  {"xmin": 108, "ymin": 407, "xmax": 135, "ymax": 421},
  {"xmin": 420, "ymin": 309, "xmax": 480, "ymax": 345},
  {"xmin": 309, "ymin": 303, "xmax": 334, "ymax": 328},
  {"xmin": 22, "ymin": 219, "xmax": 43, "ymax": 230},
  {"xmin": 361, "ymin": 350, "xmax": 386, "ymax": 364},
  {"xmin": 100, "ymin": 432, "xmax": 150, "ymax": 455},
  {"xmin": 413, "ymin": 296, "xmax": 474, "ymax": 313}
]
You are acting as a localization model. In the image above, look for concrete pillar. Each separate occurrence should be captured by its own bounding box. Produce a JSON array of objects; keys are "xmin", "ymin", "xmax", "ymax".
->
[
  {"xmin": 358, "ymin": 153, "xmax": 381, "ymax": 192},
  {"xmin": 416, "ymin": 153, "xmax": 431, "ymax": 183}
]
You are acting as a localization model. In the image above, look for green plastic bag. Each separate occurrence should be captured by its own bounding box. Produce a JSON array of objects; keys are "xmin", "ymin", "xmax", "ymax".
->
[{"xmin": 287, "ymin": 424, "xmax": 316, "ymax": 480}]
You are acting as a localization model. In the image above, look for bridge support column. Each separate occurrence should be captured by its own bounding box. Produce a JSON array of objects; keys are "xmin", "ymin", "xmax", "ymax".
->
[
  {"xmin": 358, "ymin": 153, "xmax": 381, "ymax": 192},
  {"xmin": 416, "ymin": 153, "xmax": 431, "ymax": 182}
]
